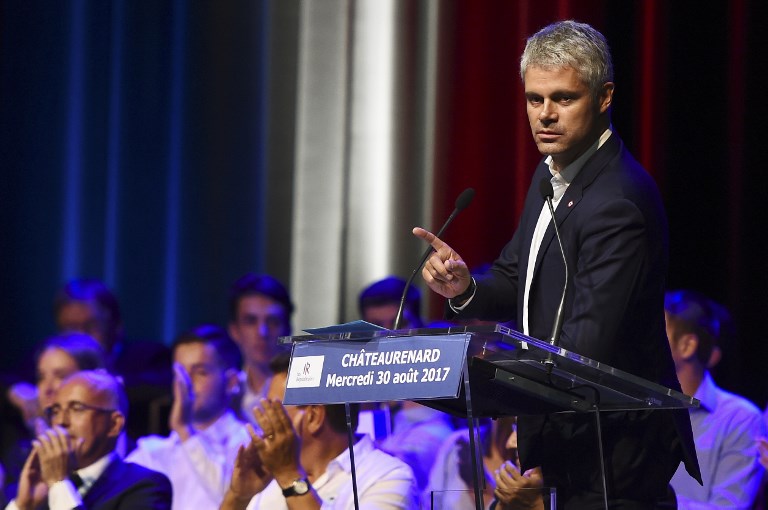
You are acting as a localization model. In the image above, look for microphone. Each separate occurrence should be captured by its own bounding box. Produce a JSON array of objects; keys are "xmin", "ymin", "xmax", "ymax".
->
[
  {"xmin": 539, "ymin": 178, "xmax": 569, "ymax": 352},
  {"xmin": 393, "ymin": 187, "xmax": 475, "ymax": 330}
]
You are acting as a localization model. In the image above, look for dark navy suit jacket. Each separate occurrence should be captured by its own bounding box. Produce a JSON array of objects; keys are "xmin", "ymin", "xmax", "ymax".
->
[
  {"xmin": 46, "ymin": 457, "xmax": 172, "ymax": 510},
  {"xmin": 458, "ymin": 133, "xmax": 701, "ymax": 506}
]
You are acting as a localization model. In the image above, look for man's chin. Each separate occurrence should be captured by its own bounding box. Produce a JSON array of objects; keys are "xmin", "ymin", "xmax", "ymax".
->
[{"xmin": 535, "ymin": 142, "xmax": 564, "ymax": 156}]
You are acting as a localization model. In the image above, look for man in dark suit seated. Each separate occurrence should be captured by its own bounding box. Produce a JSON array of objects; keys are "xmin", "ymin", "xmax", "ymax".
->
[{"xmin": 6, "ymin": 370, "xmax": 171, "ymax": 510}]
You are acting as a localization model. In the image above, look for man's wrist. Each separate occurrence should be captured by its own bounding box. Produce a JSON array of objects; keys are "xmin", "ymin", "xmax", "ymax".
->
[
  {"xmin": 222, "ymin": 488, "xmax": 254, "ymax": 510},
  {"xmin": 274, "ymin": 468, "xmax": 306, "ymax": 490},
  {"xmin": 451, "ymin": 277, "xmax": 477, "ymax": 306},
  {"xmin": 44, "ymin": 475, "xmax": 68, "ymax": 488}
]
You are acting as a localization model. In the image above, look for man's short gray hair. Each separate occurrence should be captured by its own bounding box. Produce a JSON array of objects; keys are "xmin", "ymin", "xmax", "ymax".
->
[{"xmin": 520, "ymin": 20, "xmax": 614, "ymax": 99}]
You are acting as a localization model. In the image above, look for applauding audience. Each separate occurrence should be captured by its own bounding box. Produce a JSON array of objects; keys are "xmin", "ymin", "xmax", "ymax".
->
[
  {"xmin": 127, "ymin": 325, "xmax": 249, "ymax": 510},
  {"xmin": 221, "ymin": 353, "xmax": 419, "ymax": 510}
]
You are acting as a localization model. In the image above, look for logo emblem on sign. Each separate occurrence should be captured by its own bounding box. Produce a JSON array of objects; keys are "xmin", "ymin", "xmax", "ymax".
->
[{"xmin": 287, "ymin": 356, "xmax": 325, "ymax": 388}]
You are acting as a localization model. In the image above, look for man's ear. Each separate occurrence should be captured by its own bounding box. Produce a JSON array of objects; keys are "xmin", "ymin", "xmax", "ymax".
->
[
  {"xmin": 707, "ymin": 346, "xmax": 722, "ymax": 369},
  {"xmin": 228, "ymin": 323, "xmax": 242, "ymax": 345},
  {"xmin": 676, "ymin": 333, "xmax": 700, "ymax": 361},
  {"xmin": 107, "ymin": 411, "xmax": 126, "ymax": 438},
  {"xmin": 304, "ymin": 406, "xmax": 325, "ymax": 435},
  {"xmin": 598, "ymin": 82, "xmax": 614, "ymax": 113}
]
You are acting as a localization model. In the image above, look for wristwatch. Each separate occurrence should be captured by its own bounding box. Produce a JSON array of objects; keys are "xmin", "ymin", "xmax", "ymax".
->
[{"xmin": 281, "ymin": 478, "xmax": 311, "ymax": 497}]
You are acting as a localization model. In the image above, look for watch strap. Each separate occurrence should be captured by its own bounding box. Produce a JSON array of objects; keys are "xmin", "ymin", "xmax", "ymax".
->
[{"xmin": 281, "ymin": 478, "xmax": 311, "ymax": 497}]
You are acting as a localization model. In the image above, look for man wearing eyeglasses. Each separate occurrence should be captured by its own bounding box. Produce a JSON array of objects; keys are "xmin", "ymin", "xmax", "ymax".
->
[{"xmin": 6, "ymin": 370, "xmax": 172, "ymax": 510}]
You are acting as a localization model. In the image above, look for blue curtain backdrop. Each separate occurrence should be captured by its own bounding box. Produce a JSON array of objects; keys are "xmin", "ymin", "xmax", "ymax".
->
[{"xmin": 0, "ymin": 1, "xmax": 294, "ymax": 373}]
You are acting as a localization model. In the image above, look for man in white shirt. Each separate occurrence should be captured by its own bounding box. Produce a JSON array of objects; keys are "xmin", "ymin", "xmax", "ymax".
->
[
  {"xmin": 220, "ymin": 353, "xmax": 419, "ymax": 510},
  {"xmin": 227, "ymin": 274, "xmax": 293, "ymax": 428},
  {"xmin": 127, "ymin": 325, "xmax": 249, "ymax": 510},
  {"xmin": 7, "ymin": 370, "xmax": 171, "ymax": 510}
]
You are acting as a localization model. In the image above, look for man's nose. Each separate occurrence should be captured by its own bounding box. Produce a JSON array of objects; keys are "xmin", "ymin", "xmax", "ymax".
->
[
  {"xmin": 40, "ymin": 381, "xmax": 55, "ymax": 398},
  {"xmin": 56, "ymin": 409, "xmax": 71, "ymax": 428},
  {"xmin": 539, "ymin": 100, "xmax": 557, "ymax": 123}
]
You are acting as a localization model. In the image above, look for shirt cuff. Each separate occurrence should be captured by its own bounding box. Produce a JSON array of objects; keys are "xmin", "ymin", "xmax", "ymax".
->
[
  {"xmin": 48, "ymin": 479, "xmax": 83, "ymax": 510},
  {"xmin": 448, "ymin": 278, "xmax": 477, "ymax": 313}
]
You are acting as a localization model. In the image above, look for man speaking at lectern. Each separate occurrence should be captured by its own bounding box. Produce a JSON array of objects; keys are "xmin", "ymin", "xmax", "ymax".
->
[{"xmin": 414, "ymin": 20, "xmax": 700, "ymax": 509}]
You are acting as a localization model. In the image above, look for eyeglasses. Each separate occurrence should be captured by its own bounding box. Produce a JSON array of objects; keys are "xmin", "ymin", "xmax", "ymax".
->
[{"xmin": 45, "ymin": 401, "xmax": 116, "ymax": 421}]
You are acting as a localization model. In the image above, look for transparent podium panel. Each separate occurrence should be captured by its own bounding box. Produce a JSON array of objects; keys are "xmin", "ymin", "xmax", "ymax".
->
[
  {"xmin": 280, "ymin": 323, "xmax": 694, "ymax": 510},
  {"xmin": 430, "ymin": 487, "xmax": 556, "ymax": 510},
  {"xmin": 280, "ymin": 323, "xmax": 699, "ymax": 416}
]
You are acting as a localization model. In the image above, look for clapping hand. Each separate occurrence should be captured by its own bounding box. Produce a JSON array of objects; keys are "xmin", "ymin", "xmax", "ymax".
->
[
  {"xmin": 229, "ymin": 430, "xmax": 272, "ymax": 501},
  {"xmin": 494, "ymin": 461, "xmax": 545, "ymax": 510},
  {"xmin": 250, "ymin": 399, "xmax": 305, "ymax": 487},
  {"xmin": 169, "ymin": 362, "xmax": 195, "ymax": 441}
]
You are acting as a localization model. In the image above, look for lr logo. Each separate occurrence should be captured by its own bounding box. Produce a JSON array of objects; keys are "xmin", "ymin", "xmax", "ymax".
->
[{"xmin": 286, "ymin": 356, "xmax": 324, "ymax": 388}]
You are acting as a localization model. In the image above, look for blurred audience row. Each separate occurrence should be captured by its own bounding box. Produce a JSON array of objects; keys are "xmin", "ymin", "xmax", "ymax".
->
[{"xmin": 0, "ymin": 275, "xmax": 766, "ymax": 509}]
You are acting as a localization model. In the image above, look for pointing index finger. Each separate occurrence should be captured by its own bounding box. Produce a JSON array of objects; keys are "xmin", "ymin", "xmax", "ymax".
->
[{"xmin": 412, "ymin": 227, "xmax": 446, "ymax": 252}]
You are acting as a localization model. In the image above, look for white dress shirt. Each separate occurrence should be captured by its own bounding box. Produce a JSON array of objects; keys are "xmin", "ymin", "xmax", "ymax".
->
[
  {"xmin": 239, "ymin": 370, "xmax": 271, "ymax": 431},
  {"xmin": 246, "ymin": 435, "xmax": 419, "ymax": 510},
  {"xmin": 126, "ymin": 410, "xmax": 249, "ymax": 510}
]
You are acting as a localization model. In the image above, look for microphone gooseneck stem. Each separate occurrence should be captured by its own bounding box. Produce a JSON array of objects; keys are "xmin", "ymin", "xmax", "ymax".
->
[
  {"xmin": 393, "ymin": 187, "xmax": 475, "ymax": 330},
  {"xmin": 393, "ymin": 209, "xmax": 459, "ymax": 331},
  {"xmin": 546, "ymin": 196, "xmax": 568, "ymax": 347}
]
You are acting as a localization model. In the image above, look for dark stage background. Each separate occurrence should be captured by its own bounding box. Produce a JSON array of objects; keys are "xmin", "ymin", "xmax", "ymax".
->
[{"xmin": 2, "ymin": 0, "xmax": 768, "ymax": 409}]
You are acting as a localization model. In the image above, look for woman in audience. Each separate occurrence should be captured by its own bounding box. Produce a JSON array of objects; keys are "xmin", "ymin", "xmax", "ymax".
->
[{"xmin": 33, "ymin": 334, "xmax": 107, "ymax": 431}]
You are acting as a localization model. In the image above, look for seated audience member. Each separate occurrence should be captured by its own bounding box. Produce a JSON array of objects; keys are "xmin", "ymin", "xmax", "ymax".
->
[
  {"xmin": 8, "ymin": 334, "xmax": 107, "ymax": 436},
  {"xmin": 127, "ymin": 325, "xmax": 249, "ymax": 510},
  {"xmin": 3, "ymin": 334, "xmax": 107, "ymax": 502},
  {"xmin": 53, "ymin": 279, "xmax": 125, "ymax": 361},
  {"xmin": 424, "ymin": 417, "xmax": 524, "ymax": 509},
  {"xmin": 666, "ymin": 290, "xmax": 765, "ymax": 509},
  {"xmin": 358, "ymin": 276, "xmax": 424, "ymax": 330},
  {"xmin": 227, "ymin": 274, "xmax": 293, "ymax": 428},
  {"xmin": 53, "ymin": 278, "xmax": 172, "ymax": 438},
  {"xmin": 220, "ymin": 353, "xmax": 419, "ymax": 510},
  {"xmin": 6, "ymin": 370, "xmax": 171, "ymax": 510},
  {"xmin": 358, "ymin": 277, "xmax": 453, "ymax": 492}
]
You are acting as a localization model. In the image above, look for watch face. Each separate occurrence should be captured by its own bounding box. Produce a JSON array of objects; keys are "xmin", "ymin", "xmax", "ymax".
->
[{"xmin": 293, "ymin": 479, "xmax": 310, "ymax": 495}]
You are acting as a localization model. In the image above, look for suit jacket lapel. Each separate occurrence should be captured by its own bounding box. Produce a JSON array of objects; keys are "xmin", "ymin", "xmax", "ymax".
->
[
  {"xmin": 82, "ymin": 456, "xmax": 124, "ymax": 508},
  {"xmin": 532, "ymin": 134, "xmax": 623, "ymax": 273}
]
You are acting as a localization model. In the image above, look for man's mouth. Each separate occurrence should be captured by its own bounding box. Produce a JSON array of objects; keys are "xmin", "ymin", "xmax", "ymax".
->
[{"xmin": 537, "ymin": 131, "xmax": 561, "ymax": 142}]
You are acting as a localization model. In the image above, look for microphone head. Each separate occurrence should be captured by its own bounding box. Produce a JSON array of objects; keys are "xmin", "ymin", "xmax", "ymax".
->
[
  {"xmin": 539, "ymin": 178, "xmax": 554, "ymax": 200},
  {"xmin": 455, "ymin": 188, "xmax": 475, "ymax": 211}
]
